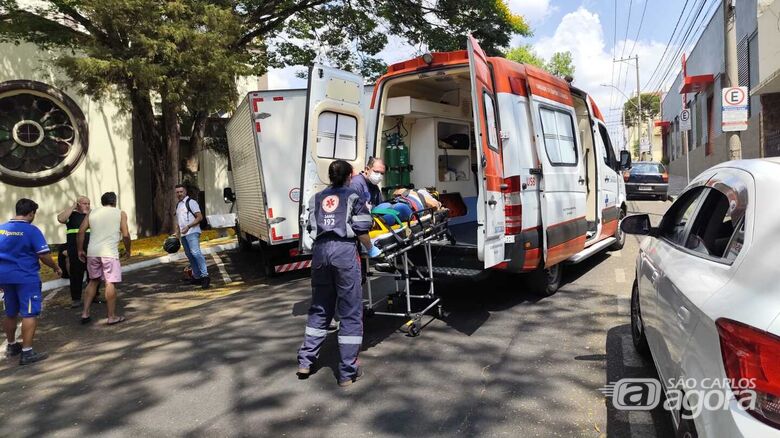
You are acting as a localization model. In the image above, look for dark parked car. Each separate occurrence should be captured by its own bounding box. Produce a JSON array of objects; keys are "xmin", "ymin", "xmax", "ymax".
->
[{"xmin": 624, "ymin": 161, "xmax": 668, "ymax": 199}]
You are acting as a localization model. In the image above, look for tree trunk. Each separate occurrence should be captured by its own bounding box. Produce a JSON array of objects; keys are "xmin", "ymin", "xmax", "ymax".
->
[
  {"xmin": 129, "ymin": 87, "xmax": 168, "ymax": 234},
  {"xmin": 185, "ymin": 110, "xmax": 208, "ymax": 174},
  {"xmin": 160, "ymin": 93, "xmax": 181, "ymax": 235}
]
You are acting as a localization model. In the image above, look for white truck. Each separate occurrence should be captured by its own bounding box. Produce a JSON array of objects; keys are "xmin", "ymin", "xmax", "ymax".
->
[{"xmin": 225, "ymin": 87, "xmax": 375, "ymax": 275}]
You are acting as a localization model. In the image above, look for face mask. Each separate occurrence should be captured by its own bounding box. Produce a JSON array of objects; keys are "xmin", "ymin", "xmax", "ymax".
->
[{"xmin": 368, "ymin": 171, "xmax": 383, "ymax": 185}]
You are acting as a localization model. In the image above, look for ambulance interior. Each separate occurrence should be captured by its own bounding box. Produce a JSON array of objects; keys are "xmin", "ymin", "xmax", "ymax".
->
[{"xmin": 374, "ymin": 67, "xmax": 479, "ymax": 248}]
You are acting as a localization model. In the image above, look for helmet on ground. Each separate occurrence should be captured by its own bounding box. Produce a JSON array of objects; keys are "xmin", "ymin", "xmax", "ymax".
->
[{"xmin": 163, "ymin": 235, "xmax": 181, "ymax": 254}]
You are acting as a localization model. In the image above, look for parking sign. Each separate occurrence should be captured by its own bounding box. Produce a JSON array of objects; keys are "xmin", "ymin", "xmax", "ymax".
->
[
  {"xmin": 722, "ymin": 86, "xmax": 748, "ymax": 132},
  {"xmin": 680, "ymin": 108, "xmax": 691, "ymax": 131}
]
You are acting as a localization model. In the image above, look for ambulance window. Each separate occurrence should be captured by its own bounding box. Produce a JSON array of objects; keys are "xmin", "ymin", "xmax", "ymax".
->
[
  {"xmin": 483, "ymin": 92, "xmax": 499, "ymax": 152},
  {"xmin": 316, "ymin": 111, "xmax": 357, "ymax": 160},
  {"xmin": 539, "ymin": 107, "xmax": 577, "ymax": 166},
  {"xmin": 598, "ymin": 123, "xmax": 617, "ymax": 169}
]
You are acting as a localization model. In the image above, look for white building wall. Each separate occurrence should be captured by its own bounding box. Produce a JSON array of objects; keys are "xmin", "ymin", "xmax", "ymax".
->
[{"xmin": 0, "ymin": 42, "xmax": 138, "ymax": 243}]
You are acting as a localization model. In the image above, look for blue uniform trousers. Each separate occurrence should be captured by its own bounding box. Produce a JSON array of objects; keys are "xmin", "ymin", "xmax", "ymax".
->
[{"xmin": 297, "ymin": 238, "xmax": 363, "ymax": 382}]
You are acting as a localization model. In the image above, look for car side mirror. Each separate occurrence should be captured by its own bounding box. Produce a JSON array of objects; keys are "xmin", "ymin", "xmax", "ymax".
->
[
  {"xmin": 223, "ymin": 187, "xmax": 236, "ymax": 203},
  {"xmin": 620, "ymin": 214, "xmax": 654, "ymax": 235},
  {"xmin": 619, "ymin": 150, "xmax": 632, "ymax": 170}
]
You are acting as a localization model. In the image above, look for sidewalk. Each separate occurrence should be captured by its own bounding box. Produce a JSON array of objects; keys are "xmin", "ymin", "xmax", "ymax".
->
[
  {"xmin": 42, "ymin": 236, "xmax": 238, "ymax": 293},
  {"xmin": 668, "ymin": 174, "xmax": 689, "ymax": 199}
]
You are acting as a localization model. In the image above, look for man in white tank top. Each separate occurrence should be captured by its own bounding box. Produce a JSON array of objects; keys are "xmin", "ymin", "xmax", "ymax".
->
[{"xmin": 77, "ymin": 192, "xmax": 131, "ymax": 325}]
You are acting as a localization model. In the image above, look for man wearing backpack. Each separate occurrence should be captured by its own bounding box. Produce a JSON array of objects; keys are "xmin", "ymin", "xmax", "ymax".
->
[{"xmin": 175, "ymin": 184, "xmax": 209, "ymax": 289}]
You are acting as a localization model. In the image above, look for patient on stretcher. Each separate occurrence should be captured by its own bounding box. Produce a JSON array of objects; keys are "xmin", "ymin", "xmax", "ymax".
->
[{"xmin": 368, "ymin": 188, "xmax": 450, "ymax": 247}]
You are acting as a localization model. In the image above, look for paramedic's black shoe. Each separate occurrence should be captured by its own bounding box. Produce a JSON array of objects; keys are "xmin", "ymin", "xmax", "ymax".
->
[
  {"xmin": 5, "ymin": 342, "xmax": 22, "ymax": 357},
  {"xmin": 19, "ymin": 349, "xmax": 48, "ymax": 365},
  {"xmin": 201, "ymin": 277, "xmax": 211, "ymax": 289},
  {"xmin": 338, "ymin": 368, "xmax": 364, "ymax": 387},
  {"xmin": 190, "ymin": 278, "xmax": 202, "ymax": 285}
]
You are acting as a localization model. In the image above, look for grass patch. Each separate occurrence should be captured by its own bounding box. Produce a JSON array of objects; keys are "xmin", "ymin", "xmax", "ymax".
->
[{"xmin": 41, "ymin": 228, "xmax": 236, "ymax": 283}]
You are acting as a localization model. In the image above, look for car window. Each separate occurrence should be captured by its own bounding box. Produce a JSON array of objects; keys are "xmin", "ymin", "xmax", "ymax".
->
[
  {"xmin": 597, "ymin": 123, "xmax": 616, "ymax": 168},
  {"xmin": 631, "ymin": 163, "xmax": 665, "ymax": 174},
  {"xmin": 723, "ymin": 220, "xmax": 745, "ymax": 262},
  {"xmin": 659, "ymin": 186, "xmax": 707, "ymax": 245},
  {"xmin": 685, "ymin": 187, "xmax": 746, "ymax": 260}
]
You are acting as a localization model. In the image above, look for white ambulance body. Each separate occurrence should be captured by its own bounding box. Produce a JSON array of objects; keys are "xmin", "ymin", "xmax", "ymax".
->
[{"xmin": 297, "ymin": 37, "xmax": 630, "ymax": 294}]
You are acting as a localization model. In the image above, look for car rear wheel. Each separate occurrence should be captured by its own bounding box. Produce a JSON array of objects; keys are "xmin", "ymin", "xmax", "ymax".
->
[{"xmin": 631, "ymin": 280, "xmax": 651, "ymax": 358}]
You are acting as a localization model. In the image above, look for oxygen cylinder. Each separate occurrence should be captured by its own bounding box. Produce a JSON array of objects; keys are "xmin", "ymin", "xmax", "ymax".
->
[
  {"xmin": 384, "ymin": 135, "xmax": 400, "ymax": 187},
  {"xmin": 397, "ymin": 140, "xmax": 410, "ymax": 187}
]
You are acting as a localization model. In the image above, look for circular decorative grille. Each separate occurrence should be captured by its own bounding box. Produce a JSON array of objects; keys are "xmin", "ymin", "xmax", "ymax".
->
[{"xmin": 0, "ymin": 80, "xmax": 89, "ymax": 187}]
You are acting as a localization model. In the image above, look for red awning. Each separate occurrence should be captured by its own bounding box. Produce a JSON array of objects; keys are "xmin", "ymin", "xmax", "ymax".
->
[{"xmin": 679, "ymin": 74, "xmax": 714, "ymax": 94}]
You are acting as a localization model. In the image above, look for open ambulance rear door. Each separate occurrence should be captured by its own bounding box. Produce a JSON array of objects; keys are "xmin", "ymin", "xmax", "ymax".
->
[
  {"xmin": 298, "ymin": 64, "xmax": 366, "ymax": 252},
  {"xmin": 467, "ymin": 36, "xmax": 506, "ymax": 268},
  {"xmin": 525, "ymin": 68, "xmax": 587, "ymax": 266}
]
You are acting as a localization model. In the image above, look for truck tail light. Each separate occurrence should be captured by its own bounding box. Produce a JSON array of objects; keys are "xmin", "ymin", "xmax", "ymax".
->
[
  {"xmin": 662, "ymin": 172, "xmax": 669, "ymax": 183},
  {"xmin": 503, "ymin": 176, "xmax": 522, "ymax": 235},
  {"xmin": 716, "ymin": 318, "xmax": 780, "ymax": 429}
]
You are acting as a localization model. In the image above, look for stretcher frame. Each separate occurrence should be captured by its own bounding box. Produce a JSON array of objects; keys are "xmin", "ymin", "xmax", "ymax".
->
[{"xmin": 363, "ymin": 207, "xmax": 449, "ymax": 336}]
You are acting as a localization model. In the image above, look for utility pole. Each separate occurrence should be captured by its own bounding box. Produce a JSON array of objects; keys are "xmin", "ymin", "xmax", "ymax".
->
[
  {"xmin": 724, "ymin": 0, "xmax": 742, "ymax": 160},
  {"xmin": 615, "ymin": 55, "xmax": 642, "ymax": 158}
]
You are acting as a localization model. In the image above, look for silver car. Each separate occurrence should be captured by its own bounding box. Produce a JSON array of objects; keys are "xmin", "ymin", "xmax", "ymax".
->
[{"xmin": 621, "ymin": 159, "xmax": 780, "ymax": 437}]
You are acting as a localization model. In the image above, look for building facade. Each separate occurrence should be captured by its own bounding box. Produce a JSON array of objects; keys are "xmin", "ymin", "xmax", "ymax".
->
[
  {"xmin": 0, "ymin": 42, "xmax": 254, "ymax": 243},
  {"xmin": 660, "ymin": 0, "xmax": 765, "ymax": 181}
]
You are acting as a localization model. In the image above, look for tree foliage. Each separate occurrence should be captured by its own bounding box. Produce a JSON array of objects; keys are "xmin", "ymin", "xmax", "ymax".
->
[
  {"xmin": 504, "ymin": 44, "xmax": 575, "ymax": 78},
  {"xmin": 623, "ymin": 93, "xmax": 661, "ymax": 127},
  {"xmin": 504, "ymin": 45, "xmax": 545, "ymax": 69},
  {"xmin": 0, "ymin": 0, "xmax": 530, "ymax": 233},
  {"xmin": 546, "ymin": 51, "xmax": 574, "ymax": 78}
]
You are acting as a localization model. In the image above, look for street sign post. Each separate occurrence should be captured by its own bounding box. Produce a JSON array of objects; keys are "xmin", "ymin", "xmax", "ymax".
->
[
  {"xmin": 680, "ymin": 108, "xmax": 691, "ymax": 131},
  {"xmin": 722, "ymin": 86, "xmax": 748, "ymax": 132}
]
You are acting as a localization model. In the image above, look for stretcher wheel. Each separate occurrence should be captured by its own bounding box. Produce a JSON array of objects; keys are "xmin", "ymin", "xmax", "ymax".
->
[{"xmin": 408, "ymin": 321, "xmax": 421, "ymax": 337}]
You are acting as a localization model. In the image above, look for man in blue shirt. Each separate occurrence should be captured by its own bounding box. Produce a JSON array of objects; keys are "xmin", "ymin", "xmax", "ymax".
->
[
  {"xmin": 349, "ymin": 157, "xmax": 386, "ymax": 210},
  {"xmin": 0, "ymin": 198, "xmax": 61, "ymax": 365}
]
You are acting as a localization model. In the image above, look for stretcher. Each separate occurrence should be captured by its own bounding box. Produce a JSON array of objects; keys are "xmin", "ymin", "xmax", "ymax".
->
[{"xmin": 363, "ymin": 206, "xmax": 450, "ymax": 336}]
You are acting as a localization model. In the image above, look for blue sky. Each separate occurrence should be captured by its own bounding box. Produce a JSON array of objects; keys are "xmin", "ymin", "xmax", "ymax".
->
[{"xmin": 267, "ymin": 1, "xmax": 695, "ymax": 146}]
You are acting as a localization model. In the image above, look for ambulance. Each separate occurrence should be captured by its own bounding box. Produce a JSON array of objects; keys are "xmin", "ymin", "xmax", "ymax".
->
[{"xmin": 297, "ymin": 36, "xmax": 631, "ymax": 295}]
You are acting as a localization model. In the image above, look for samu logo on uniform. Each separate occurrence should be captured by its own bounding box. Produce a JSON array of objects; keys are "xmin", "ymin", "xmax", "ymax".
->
[{"xmin": 322, "ymin": 195, "xmax": 339, "ymax": 213}]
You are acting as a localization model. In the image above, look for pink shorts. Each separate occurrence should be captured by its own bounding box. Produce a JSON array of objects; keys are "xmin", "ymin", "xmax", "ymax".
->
[{"xmin": 86, "ymin": 257, "xmax": 122, "ymax": 283}]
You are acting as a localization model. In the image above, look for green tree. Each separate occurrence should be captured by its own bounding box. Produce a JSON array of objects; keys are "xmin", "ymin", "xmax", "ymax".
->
[
  {"xmin": 0, "ymin": 0, "xmax": 530, "ymax": 234},
  {"xmin": 504, "ymin": 44, "xmax": 546, "ymax": 69},
  {"xmin": 504, "ymin": 45, "xmax": 575, "ymax": 78},
  {"xmin": 623, "ymin": 92, "xmax": 661, "ymax": 127},
  {"xmin": 546, "ymin": 51, "xmax": 575, "ymax": 78}
]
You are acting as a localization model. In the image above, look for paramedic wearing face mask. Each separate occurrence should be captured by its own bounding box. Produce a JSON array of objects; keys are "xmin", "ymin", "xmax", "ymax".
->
[
  {"xmin": 297, "ymin": 160, "xmax": 381, "ymax": 387},
  {"xmin": 349, "ymin": 157, "xmax": 386, "ymax": 209}
]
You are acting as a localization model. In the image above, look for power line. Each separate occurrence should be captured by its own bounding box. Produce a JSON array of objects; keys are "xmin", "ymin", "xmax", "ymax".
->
[
  {"xmin": 649, "ymin": 0, "xmax": 716, "ymax": 94},
  {"xmin": 608, "ymin": 0, "xmax": 618, "ymax": 113},
  {"xmin": 642, "ymin": 0, "xmax": 691, "ymax": 90},
  {"xmin": 615, "ymin": 0, "xmax": 634, "ymax": 105},
  {"xmin": 626, "ymin": 0, "xmax": 649, "ymax": 57}
]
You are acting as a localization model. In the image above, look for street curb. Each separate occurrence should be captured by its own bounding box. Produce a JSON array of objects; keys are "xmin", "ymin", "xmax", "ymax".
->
[{"xmin": 41, "ymin": 241, "xmax": 238, "ymax": 293}]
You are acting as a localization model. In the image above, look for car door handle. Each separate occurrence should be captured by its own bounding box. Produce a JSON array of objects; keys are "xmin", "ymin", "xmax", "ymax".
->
[
  {"xmin": 578, "ymin": 177, "xmax": 585, "ymax": 185},
  {"xmin": 604, "ymin": 176, "xmax": 610, "ymax": 182},
  {"xmin": 651, "ymin": 271, "xmax": 660, "ymax": 284},
  {"xmin": 676, "ymin": 306, "xmax": 690, "ymax": 324},
  {"xmin": 487, "ymin": 199, "xmax": 497, "ymax": 207}
]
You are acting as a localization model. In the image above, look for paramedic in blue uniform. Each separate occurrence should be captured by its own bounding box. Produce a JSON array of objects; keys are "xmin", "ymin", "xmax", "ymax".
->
[
  {"xmin": 297, "ymin": 160, "xmax": 381, "ymax": 387},
  {"xmin": 349, "ymin": 157, "xmax": 385, "ymax": 209}
]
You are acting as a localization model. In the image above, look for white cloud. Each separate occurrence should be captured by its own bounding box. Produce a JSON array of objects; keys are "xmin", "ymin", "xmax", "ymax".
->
[
  {"xmin": 532, "ymin": 7, "xmax": 667, "ymax": 148},
  {"xmin": 507, "ymin": 0, "xmax": 558, "ymax": 25}
]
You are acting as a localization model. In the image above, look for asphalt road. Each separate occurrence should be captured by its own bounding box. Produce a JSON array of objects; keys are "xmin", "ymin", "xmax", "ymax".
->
[{"xmin": 0, "ymin": 200, "xmax": 674, "ymax": 437}]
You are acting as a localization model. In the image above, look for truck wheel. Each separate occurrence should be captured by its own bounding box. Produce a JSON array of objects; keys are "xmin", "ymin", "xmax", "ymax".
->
[
  {"xmin": 528, "ymin": 264, "xmax": 562, "ymax": 297},
  {"xmin": 609, "ymin": 207, "xmax": 627, "ymax": 251},
  {"xmin": 235, "ymin": 226, "xmax": 253, "ymax": 252}
]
